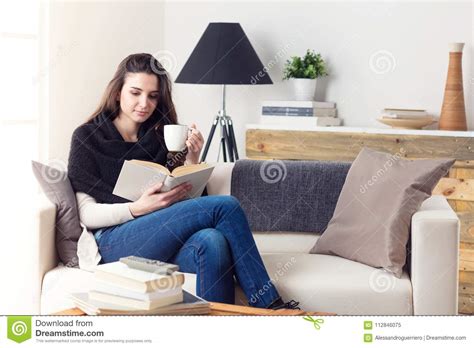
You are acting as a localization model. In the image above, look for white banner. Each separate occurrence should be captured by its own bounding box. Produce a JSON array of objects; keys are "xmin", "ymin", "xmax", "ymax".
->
[{"xmin": 1, "ymin": 315, "xmax": 473, "ymax": 347}]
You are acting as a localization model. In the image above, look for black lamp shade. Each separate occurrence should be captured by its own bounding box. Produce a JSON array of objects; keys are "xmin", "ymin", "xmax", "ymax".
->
[{"xmin": 175, "ymin": 23, "xmax": 272, "ymax": 85}]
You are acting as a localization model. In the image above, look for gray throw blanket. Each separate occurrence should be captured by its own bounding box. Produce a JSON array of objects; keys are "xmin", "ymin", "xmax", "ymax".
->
[{"xmin": 231, "ymin": 159, "xmax": 351, "ymax": 233}]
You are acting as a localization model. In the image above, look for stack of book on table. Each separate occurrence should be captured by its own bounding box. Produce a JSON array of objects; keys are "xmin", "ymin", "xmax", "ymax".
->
[
  {"xmin": 260, "ymin": 100, "xmax": 341, "ymax": 127},
  {"xmin": 70, "ymin": 261, "xmax": 210, "ymax": 315}
]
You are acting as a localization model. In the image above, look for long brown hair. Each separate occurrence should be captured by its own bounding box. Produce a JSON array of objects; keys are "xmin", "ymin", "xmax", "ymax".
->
[{"xmin": 86, "ymin": 53, "xmax": 178, "ymax": 130}]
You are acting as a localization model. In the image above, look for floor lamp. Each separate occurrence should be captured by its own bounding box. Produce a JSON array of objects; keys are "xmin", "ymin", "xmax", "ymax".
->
[{"xmin": 175, "ymin": 22, "xmax": 272, "ymax": 162}]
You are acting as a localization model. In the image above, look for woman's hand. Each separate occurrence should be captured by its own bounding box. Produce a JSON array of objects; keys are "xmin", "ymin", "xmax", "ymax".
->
[
  {"xmin": 129, "ymin": 182, "xmax": 193, "ymax": 217},
  {"xmin": 185, "ymin": 123, "xmax": 205, "ymax": 165}
]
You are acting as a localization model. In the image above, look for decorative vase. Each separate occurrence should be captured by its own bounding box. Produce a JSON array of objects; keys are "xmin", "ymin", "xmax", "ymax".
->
[
  {"xmin": 439, "ymin": 42, "xmax": 467, "ymax": 131},
  {"xmin": 291, "ymin": 78, "xmax": 317, "ymax": 101}
]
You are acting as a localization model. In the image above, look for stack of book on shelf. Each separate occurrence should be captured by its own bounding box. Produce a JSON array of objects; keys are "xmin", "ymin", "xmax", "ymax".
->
[
  {"xmin": 70, "ymin": 261, "xmax": 210, "ymax": 315},
  {"xmin": 378, "ymin": 108, "xmax": 436, "ymax": 129},
  {"xmin": 260, "ymin": 100, "xmax": 341, "ymax": 127},
  {"xmin": 381, "ymin": 108, "xmax": 432, "ymax": 119}
]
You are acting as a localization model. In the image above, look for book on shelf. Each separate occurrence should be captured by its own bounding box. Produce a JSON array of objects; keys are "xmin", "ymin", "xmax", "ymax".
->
[
  {"xmin": 262, "ymin": 107, "xmax": 337, "ymax": 117},
  {"xmin": 381, "ymin": 108, "xmax": 429, "ymax": 119},
  {"xmin": 262, "ymin": 100, "xmax": 336, "ymax": 108},
  {"xmin": 70, "ymin": 290, "xmax": 210, "ymax": 316},
  {"xmin": 94, "ymin": 261, "xmax": 185, "ymax": 293},
  {"xmin": 113, "ymin": 160, "xmax": 214, "ymax": 202},
  {"xmin": 260, "ymin": 115, "xmax": 341, "ymax": 127}
]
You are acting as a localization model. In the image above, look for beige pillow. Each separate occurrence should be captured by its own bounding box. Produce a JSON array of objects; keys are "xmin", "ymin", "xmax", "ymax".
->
[
  {"xmin": 32, "ymin": 161, "xmax": 82, "ymax": 267},
  {"xmin": 310, "ymin": 147, "xmax": 455, "ymax": 278}
]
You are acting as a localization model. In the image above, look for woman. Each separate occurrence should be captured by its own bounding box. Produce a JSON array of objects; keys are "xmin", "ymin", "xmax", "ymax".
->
[{"xmin": 67, "ymin": 53, "xmax": 299, "ymax": 310}]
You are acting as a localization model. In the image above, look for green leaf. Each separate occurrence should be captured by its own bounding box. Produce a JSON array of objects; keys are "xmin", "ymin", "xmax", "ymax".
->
[{"xmin": 282, "ymin": 49, "xmax": 328, "ymax": 80}]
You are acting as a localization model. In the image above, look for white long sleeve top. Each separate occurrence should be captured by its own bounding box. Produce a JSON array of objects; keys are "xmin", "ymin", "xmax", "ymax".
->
[
  {"xmin": 75, "ymin": 192, "xmax": 135, "ymax": 230},
  {"xmin": 75, "ymin": 191, "xmax": 136, "ymax": 271}
]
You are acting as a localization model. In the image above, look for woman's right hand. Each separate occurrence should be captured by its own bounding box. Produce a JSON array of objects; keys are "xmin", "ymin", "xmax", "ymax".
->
[{"xmin": 129, "ymin": 182, "xmax": 193, "ymax": 217}]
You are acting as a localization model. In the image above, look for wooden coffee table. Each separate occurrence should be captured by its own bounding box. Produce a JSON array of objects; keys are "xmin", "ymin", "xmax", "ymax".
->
[{"xmin": 53, "ymin": 302, "xmax": 334, "ymax": 316}]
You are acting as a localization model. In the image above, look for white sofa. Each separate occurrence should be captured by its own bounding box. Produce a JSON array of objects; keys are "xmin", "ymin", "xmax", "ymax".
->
[{"xmin": 34, "ymin": 163, "xmax": 460, "ymax": 315}]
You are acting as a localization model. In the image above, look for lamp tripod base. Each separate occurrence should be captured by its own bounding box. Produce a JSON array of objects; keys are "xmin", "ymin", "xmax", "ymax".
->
[{"xmin": 200, "ymin": 114, "xmax": 239, "ymax": 162}]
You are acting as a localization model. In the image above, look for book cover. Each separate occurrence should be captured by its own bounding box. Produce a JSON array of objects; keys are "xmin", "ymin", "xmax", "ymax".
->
[
  {"xmin": 113, "ymin": 160, "xmax": 215, "ymax": 202},
  {"xmin": 94, "ymin": 262, "xmax": 185, "ymax": 293},
  {"xmin": 262, "ymin": 107, "xmax": 337, "ymax": 117},
  {"xmin": 263, "ymin": 107, "xmax": 314, "ymax": 114},
  {"xmin": 382, "ymin": 108, "xmax": 428, "ymax": 118},
  {"xmin": 262, "ymin": 100, "xmax": 336, "ymax": 108}
]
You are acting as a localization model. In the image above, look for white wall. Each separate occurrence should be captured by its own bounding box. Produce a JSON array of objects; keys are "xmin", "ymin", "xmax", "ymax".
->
[
  {"xmin": 165, "ymin": 1, "xmax": 473, "ymax": 160},
  {"xmin": 45, "ymin": 0, "xmax": 166, "ymax": 163},
  {"xmin": 44, "ymin": 1, "xmax": 474, "ymax": 164}
]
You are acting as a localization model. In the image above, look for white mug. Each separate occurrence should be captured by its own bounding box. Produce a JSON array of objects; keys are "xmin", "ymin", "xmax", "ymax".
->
[{"xmin": 164, "ymin": 124, "xmax": 189, "ymax": 152}]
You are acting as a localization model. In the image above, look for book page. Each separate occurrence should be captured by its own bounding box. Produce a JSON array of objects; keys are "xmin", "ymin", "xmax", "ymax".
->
[
  {"xmin": 171, "ymin": 163, "xmax": 211, "ymax": 177},
  {"xmin": 113, "ymin": 161, "xmax": 168, "ymax": 201},
  {"xmin": 130, "ymin": 159, "xmax": 170, "ymax": 176},
  {"xmin": 162, "ymin": 166, "xmax": 215, "ymax": 198}
]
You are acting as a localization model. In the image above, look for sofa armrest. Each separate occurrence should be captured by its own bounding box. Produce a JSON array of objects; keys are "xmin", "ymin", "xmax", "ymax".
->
[
  {"xmin": 33, "ymin": 193, "xmax": 59, "ymax": 313},
  {"xmin": 411, "ymin": 195, "xmax": 459, "ymax": 315}
]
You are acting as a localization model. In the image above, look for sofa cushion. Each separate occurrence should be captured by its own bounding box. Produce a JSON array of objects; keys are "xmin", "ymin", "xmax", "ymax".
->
[
  {"xmin": 231, "ymin": 159, "xmax": 351, "ymax": 233},
  {"xmin": 311, "ymin": 147, "xmax": 455, "ymax": 278},
  {"xmin": 32, "ymin": 161, "xmax": 82, "ymax": 267},
  {"xmin": 253, "ymin": 232, "xmax": 320, "ymax": 254},
  {"xmin": 41, "ymin": 265, "xmax": 94, "ymax": 314},
  {"xmin": 261, "ymin": 253, "xmax": 413, "ymax": 315}
]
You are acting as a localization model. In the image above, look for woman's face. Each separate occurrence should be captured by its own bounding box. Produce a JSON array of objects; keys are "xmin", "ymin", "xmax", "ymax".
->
[{"xmin": 118, "ymin": 72, "xmax": 159, "ymax": 124}]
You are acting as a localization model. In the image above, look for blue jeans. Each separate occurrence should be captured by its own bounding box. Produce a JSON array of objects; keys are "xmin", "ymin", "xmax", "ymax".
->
[{"xmin": 94, "ymin": 195, "xmax": 280, "ymax": 308}]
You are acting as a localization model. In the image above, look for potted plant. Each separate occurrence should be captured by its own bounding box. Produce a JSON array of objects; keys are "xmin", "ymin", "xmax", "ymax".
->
[{"xmin": 283, "ymin": 49, "xmax": 328, "ymax": 101}]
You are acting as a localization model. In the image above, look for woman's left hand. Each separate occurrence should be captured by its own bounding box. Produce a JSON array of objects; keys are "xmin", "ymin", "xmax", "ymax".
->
[{"xmin": 185, "ymin": 123, "xmax": 205, "ymax": 164}]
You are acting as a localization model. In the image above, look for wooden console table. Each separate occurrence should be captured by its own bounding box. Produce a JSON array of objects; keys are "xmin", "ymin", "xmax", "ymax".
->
[{"xmin": 246, "ymin": 124, "xmax": 474, "ymax": 314}]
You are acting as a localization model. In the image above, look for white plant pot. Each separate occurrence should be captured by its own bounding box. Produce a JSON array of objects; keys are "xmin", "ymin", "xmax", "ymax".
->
[{"xmin": 291, "ymin": 78, "xmax": 317, "ymax": 101}]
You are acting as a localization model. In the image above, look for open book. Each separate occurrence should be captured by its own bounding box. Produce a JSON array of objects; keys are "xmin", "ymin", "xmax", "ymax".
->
[{"xmin": 113, "ymin": 160, "xmax": 215, "ymax": 201}]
